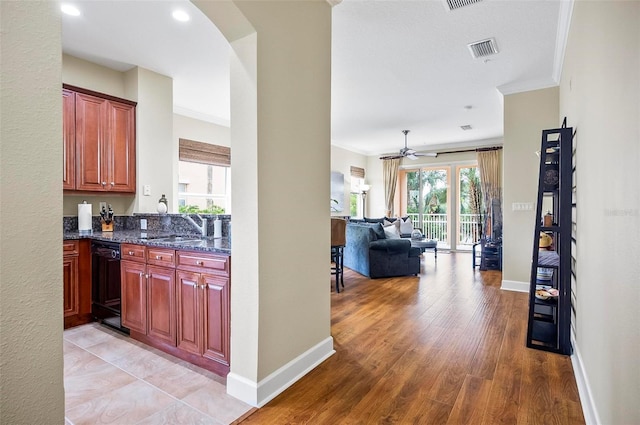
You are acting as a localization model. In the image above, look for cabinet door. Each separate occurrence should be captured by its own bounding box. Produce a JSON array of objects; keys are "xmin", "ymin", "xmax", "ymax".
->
[
  {"xmin": 176, "ymin": 270, "xmax": 202, "ymax": 355},
  {"xmin": 63, "ymin": 89, "xmax": 76, "ymax": 190},
  {"xmin": 147, "ymin": 265, "xmax": 176, "ymax": 346},
  {"xmin": 202, "ymin": 273, "xmax": 230, "ymax": 365},
  {"xmin": 75, "ymin": 93, "xmax": 108, "ymax": 191},
  {"xmin": 106, "ymin": 100, "xmax": 136, "ymax": 192},
  {"xmin": 63, "ymin": 254, "xmax": 79, "ymax": 317},
  {"xmin": 121, "ymin": 260, "xmax": 147, "ymax": 333}
]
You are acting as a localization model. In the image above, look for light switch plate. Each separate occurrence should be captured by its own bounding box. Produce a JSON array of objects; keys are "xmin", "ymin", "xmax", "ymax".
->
[
  {"xmin": 143, "ymin": 184, "xmax": 151, "ymax": 196},
  {"xmin": 99, "ymin": 202, "xmax": 107, "ymax": 211}
]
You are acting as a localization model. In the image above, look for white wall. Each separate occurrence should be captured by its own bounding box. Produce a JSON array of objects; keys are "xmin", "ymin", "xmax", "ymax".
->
[
  {"xmin": 197, "ymin": 0, "xmax": 334, "ymax": 406},
  {"xmin": 502, "ymin": 87, "xmax": 559, "ymax": 287},
  {"xmin": 174, "ymin": 113, "xmax": 231, "ymax": 147},
  {"xmin": 0, "ymin": 2, "xmax": 65, "ymax": 423},
  {"xmin": 330, "ymin": 145, "xmax": 368, "ymax": 216},
  {"xmin": 129, "ymin": 68, "xmax": 175, "ymax": 213},
  {"xmin": 559, "ymin": 1, "xmax": 639, "ymax": 423}
]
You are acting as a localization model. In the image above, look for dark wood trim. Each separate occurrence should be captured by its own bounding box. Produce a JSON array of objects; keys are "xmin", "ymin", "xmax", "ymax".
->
[{"xmin": 62, "ymin": 83, "xmax": 137, "ymax": 107}]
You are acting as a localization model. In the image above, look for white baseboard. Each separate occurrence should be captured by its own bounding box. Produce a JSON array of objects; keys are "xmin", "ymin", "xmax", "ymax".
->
[
  {"xmin": 500, "ymin": 279, "xmax": 529, "ymax": 292},
  {"xmin": 571, "ymin": 338, "xmax": 600, "ymax": 425},
  {"xmin": 227, "ymin": 336, "xmax": 335, "ymax": 407}
]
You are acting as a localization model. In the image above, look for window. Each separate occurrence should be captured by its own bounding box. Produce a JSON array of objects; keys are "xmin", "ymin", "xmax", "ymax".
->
[
  {"xmin": 178, "ymin": 139, "xmax": 230, "ymax": 214},
  {"xmin": 350, "ymin": 166, "xmax": 365, "ymax": 218}
]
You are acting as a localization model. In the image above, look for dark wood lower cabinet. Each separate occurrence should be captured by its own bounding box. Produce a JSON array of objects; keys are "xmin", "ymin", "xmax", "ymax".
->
[
  {"xmin": 64, "ymin": 239, "xmax": 92, "ymax": 329},
  {"xmin": 121, "ymin": 245, "xmax": 230, "ymax": 377},
  {"xmin": 147, "ymin": 265, "xmax": 176, "ymax": 345},
  {"xmin": 121, "ymin": 260, "xmax": 147, "ymax": 334}
]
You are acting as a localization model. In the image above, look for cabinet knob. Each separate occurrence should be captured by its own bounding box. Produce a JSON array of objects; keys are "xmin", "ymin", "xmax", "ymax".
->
[
  {"xmin": 156, "ymin": 255, "xmax": 162, "ymax": 260},
  {"xmin": 129, "ymin": 251, "xmax": 134, "ymax": 256},
  {"xmin": 196, "ymin": 260, "xmax": 204, "ymax": 266},
  {"xmin": 139, "ymin": 272, "xmax": 144, "ymax": 277},
  {"xmin": 110, "ymin": 182, "xmax": 114, "ymax": 186},
  {"xmin": 102, "ymin": 181, "xmax": 106, "ymax": 186}
]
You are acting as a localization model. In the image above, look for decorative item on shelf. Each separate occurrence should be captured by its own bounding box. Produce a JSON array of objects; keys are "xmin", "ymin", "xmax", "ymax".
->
[
  {"xmin": 539, "ymin": 232, "xmax": 552, "ymax": 250},
  {"xmin": 100, "ymin": 204, "xmax": 114, "ymax": 232},
  {"xmin": 544, "ymin": 210, "xmax": 553, "ymax": 227},
  {"xmin": 157, "ymin": 194, "xmax": 168, "ymax": 214}
]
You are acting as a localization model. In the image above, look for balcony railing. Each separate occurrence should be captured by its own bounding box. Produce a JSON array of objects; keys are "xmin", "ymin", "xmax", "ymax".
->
[
  {"xmin": 406, "ymin": 213, "xmax": 447, "ymax": 242},
  {"xmin": 405, "ymin": 213, "xmax": 481, "ymax": 247},
  {"xmin": 459, "ymin": 213, "xmax": 482, "ymax": 246}
]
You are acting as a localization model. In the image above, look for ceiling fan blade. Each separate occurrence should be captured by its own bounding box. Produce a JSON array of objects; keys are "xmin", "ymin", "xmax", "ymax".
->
[
  {"xmin": 415, "ymin": 152, "xmax": 438, "ymax": 157},
  {"xmin": 406, "ymin": 153, "xmax": 418, "ymax": 160}
]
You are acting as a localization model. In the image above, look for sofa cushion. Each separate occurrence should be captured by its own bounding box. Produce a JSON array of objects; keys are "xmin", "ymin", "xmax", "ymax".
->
[
  {"xmin": 364, "ymin": 217, "xmax": 385, "ymax": 223},
  {"xmin": 369, "ymin": 238, "xmax": 411, "ymax": 253}
]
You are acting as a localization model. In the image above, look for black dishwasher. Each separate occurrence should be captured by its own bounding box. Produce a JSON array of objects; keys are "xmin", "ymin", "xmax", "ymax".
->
[{"xmin": 91, "ymin": 241, "xmax": 128, "ymax": 333}]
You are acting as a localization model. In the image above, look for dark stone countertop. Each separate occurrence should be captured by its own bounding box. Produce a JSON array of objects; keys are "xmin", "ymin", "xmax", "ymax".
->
[{"xmin": 63, "ymin": 230, "xmax": 231, "ymax": 254}]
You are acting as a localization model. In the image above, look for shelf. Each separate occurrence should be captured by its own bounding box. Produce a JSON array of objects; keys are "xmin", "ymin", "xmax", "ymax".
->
[
  {"xmin": 529, "ymin": 320, "xmax": 558, "ymax": 347},
  {"xmin": 526, "ymin": 125, "xmax": 573, "ymax": 356}
]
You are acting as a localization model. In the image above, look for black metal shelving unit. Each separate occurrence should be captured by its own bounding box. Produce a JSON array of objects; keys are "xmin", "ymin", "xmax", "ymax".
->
[{"xmin": 526, "ymin": 123, "xmax": 573, "ymax": 355}]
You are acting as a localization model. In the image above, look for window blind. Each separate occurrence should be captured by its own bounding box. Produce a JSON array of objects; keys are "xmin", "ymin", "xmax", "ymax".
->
[
  {"xmin": 350, "ymin": 166, "xmax": 365, "ymax": 179},
  {"xmin": 179, "ymin": 138, "xmax": 230, "ymax": 167}
]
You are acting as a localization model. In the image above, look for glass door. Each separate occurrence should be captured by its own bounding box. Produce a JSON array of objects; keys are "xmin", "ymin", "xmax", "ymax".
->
[
  {"xmin": 400, "ymin": 168, "xmax": 450, "ymax": 248},
  {"xmin": 457, "ymin": 165, "xmax": 482, "ymax": 249}
]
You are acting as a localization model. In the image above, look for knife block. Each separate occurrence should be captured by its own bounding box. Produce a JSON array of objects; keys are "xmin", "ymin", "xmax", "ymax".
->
[{"xmin": 101, "ymin": 221, "xmax": 114, "ymax": 232}]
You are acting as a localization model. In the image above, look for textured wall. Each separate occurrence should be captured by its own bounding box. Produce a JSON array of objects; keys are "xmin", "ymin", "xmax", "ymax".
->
[
  {"xmin": 0, "ymin": 2, "xmax": 65, "ymax": 423},
  {"xmin": 560, "ymin": 1, "xmax": 640, "ymax": 423}
]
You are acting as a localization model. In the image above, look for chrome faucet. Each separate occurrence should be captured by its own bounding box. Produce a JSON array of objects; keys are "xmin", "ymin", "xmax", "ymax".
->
[{"xmin": 182, "ymin": 214, "xmax": 208, "ymax": 237}]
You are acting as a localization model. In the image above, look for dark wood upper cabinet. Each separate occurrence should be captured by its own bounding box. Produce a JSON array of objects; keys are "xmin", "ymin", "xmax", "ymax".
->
[
  {"xmin": 63, "ymin": 85, "xmax": 136, "ymax": 193},
  {"xmin": 62, "ymin": 89, "xmax": 76, "ymax": 190}
]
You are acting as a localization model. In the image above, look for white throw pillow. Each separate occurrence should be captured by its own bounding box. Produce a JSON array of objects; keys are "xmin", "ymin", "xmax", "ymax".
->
[
  {"xmin": 383, "ymin": 223, "xmax": 400, "ymax": 239},
  {"xmin": 400, "ymin": 217, "xmax": 413, "ymax": 235}
]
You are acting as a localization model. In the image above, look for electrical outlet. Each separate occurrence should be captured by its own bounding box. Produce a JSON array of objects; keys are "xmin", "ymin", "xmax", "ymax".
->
[
  {"xmin": 99, "ymin": 202, "xmax": 107, "ymax": 211},
  {"xmin": 143, "ymin": 185, "xmax": 151, "ymax": 196},
  {"xmin": 140, "ymin": 218, "xmax": 147, "ymax": 230}
]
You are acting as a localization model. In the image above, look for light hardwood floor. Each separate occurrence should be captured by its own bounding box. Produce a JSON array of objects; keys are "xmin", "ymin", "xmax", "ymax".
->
[{"xmin": 241, "ymin": 252, "xmax": 585, "ymax": 424}]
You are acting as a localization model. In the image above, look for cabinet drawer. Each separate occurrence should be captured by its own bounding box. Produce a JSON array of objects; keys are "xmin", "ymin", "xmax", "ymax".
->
[
  {"xmin": 122, "ymin": 244, "xmax": 146, "ymax": 262},
  {"xmin": 177, "ymin": 251, "xmax": 229, "ymax": 275},
  {"xmin": 147, "ymin": 247, "xmax": 176, "ymax": 268},
  {"xmin": 63, "ymin": 240, "xmax": 79, "ymax": 256}
]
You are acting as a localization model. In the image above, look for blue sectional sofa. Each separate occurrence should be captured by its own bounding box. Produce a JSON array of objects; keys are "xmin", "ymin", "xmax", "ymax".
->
[{"xmin": 343, "ymin": 222, "xmax": 421, "ymax": 278}]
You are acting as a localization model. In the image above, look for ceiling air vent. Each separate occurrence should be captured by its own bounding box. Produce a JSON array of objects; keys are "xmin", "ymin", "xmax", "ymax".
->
[
  {"xmin": 444, "ymin": 0, "xmax": 482, "ymax": 11},
  {"xmin": 460, "ymin": 125, "xmax": 473, "ymax": 131},
  {"xmin": 467, "ymin": 38, "xmax": 498, "ymax": 59}
]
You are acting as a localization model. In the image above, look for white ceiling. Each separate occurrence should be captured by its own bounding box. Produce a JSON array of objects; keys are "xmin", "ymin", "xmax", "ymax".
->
[{"xmin": 61, "ymin": 0, "xmax": 568, "ymax": 157}]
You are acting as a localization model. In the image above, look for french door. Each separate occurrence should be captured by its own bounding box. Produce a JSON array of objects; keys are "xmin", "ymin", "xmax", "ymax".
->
[
  {"xmin": 400, "ymin": 164, "xmax": 481, "ymax": 250},
  {"xmin": 399, "ymin": 167, "xmax": 450, "ymax": 248}
]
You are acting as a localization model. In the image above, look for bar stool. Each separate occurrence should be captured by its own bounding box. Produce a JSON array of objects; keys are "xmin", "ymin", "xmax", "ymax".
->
[{"xmin": 331, "ymin": 218, "xmax": 346, "ymax": 293}]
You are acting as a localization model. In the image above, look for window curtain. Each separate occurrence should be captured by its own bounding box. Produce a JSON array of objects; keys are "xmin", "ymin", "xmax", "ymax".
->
[
  {"xmin": 382, "ymin": 158, "xmax": 401, "ymax": 217},
  {"xmin": 179, "ymin": 138, "xmax": 230, "ymax": 167},
  {"xmin": 476, "ymin": 148, "xmax": 502, "ymax": 239},
  {"xmin": 350, "ymin": 166, "xmax": 365, "ymax": 179}
]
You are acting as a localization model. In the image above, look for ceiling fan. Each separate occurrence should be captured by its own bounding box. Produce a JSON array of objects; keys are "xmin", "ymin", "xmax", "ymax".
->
[{"xmin": 379, "ymin": 130, "xmax": 438, "ymax": 160}]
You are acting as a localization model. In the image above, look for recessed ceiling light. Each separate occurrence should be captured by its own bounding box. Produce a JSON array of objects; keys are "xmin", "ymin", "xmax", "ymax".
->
[
  {"xmin": 172, "ymin": 10, "xmax": 190, "ymax": 22},
  {"xmin": 60, "ymin": 4, "xmax": 80, "ymax": 16}
]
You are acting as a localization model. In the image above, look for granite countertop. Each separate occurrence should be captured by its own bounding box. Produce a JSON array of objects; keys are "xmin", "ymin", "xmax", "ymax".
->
[{"xmin": 63, "ymin": 230, "xmax": 231, "ymax": 254}]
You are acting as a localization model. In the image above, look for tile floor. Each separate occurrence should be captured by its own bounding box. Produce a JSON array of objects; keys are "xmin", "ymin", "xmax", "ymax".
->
[{"xmin": 64, "ymin": 323, "xmax": 253, "ymax": 425}]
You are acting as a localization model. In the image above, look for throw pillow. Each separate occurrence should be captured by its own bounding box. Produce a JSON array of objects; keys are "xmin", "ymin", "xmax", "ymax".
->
[
  {"xmin": 383, "ymin": 222, "xmax": 401, "ymax": 239},
  {"xmin": 370, "ymin": 223, "xmax": 386, "ymax": 240},
  {"xmin": 399, "ymin": 217, "xmax": 413, "ymax": 235}
]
